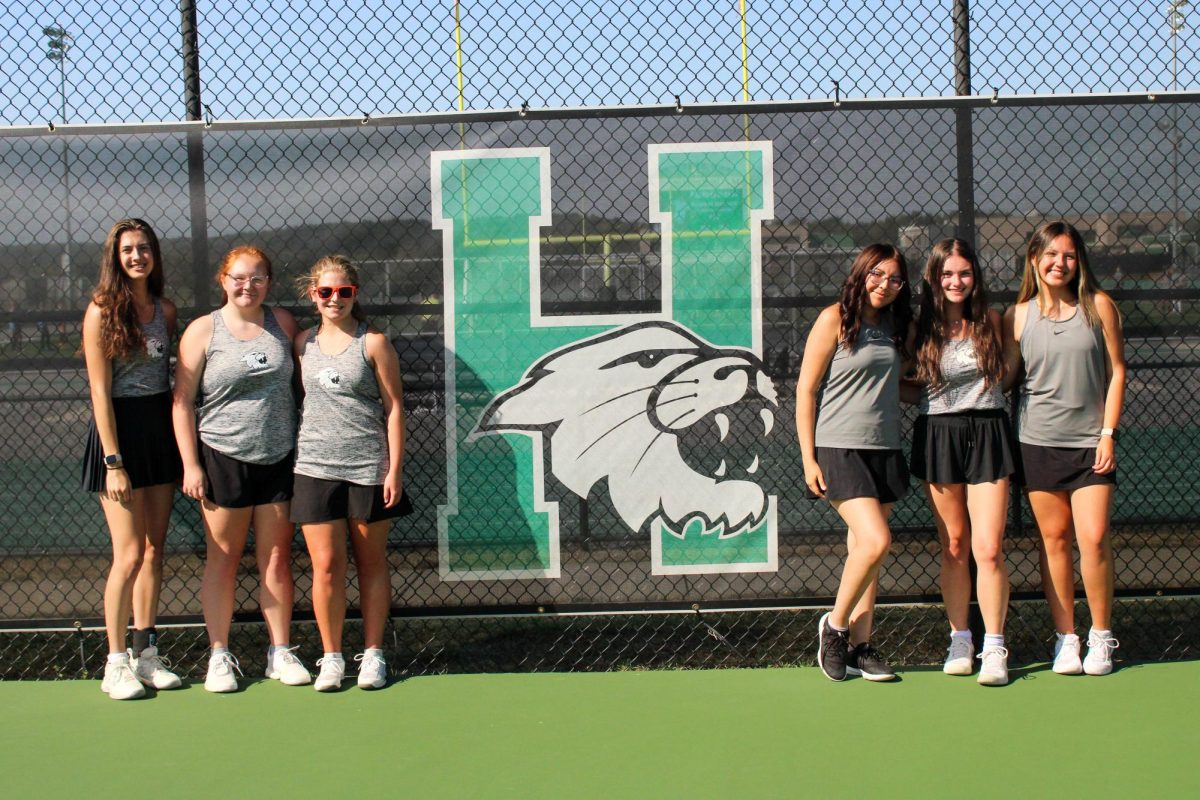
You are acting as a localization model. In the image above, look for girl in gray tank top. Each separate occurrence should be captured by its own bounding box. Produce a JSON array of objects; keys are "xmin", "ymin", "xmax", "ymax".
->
[
  {"xmin": 110, "ymin": 299, "xmax": 171, "ymax": 398},
  {"xmin": 908, "ymin": 238, "xmax": 1014, "ymax": 685},
  {"xmin": 289, "ymin": 255, "xmax": 408, "ymax": 692},
  {"xmin": 1002, "ymin": 221, "xmax": 1126, "ymax": 678},
  {"xmin": 796, "ymin": 244, "xmax": 913, "ymax": 683}
]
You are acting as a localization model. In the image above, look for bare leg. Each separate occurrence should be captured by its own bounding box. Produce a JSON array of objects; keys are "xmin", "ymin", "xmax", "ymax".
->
[
  {"xmin": 302, "ymin": 521, "xmax": 348, "ymax": 653},
  {"xmin": 349, "ymin": 519, "xmax": 392, "ymax": 650},
  {"xmin": 253, "ymin": 501, "xmax": 296, "ymax": 646},
  {"xmin": 131, "ymin": 483, "xmax": 175, "ymax": 630},
  {"xmin": 99, "ymin": 491, "xmax": 147, "ymax": 654},
  {"xmin": 200, "ymin": 501, "xmax": 252, "ymax": 649},
  {"xmin": 829, "ymin": 498, "xmax": 892, "ymax": 634},
  {"xmin": 966, "ymin": 479, "xmax": 1010, "ymax": 635},
  {"xmin": 1028, "ymin": 489, "xmax": 1077, "ymax": 634},
  {"xmin": 1071, "ymin": 484, "xmax": 1115, "ymax": 631},
  {"xmin": 926, "ymin": 483, "xmax": 971, "ymax": 632}
]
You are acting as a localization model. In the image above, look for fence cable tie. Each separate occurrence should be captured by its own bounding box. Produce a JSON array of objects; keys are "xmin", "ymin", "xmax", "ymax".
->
[
  {"xmin": 692, "ymin": 605, "xmax": 740, "ymax": 656},
  {"xmin": 202, "ymin": 103, "xmax": 213, "ymax": 127},
  {"xmin": 675, "ymin": 95, "xmax": 683, "ymax": 113},
  {"xmin": 991, "ymin": 87, "xmax": 999, "ymax": 104},
  {"xmin": 74, "ymin": 620, "xmax": 86, "ymax": 677},
  {"xmin": 47, "ymin": 120, "xmax": 55, "ymax": 131},
  {"xmin": 833, "ymin": 80, "xmax": 841, "ymax": 107},
  {"xmin": 360, "ymin": 110, "xmax": 370, "ymax": 125},
  {"xmin": 519, "ymin": 100, "xmax": 529, "ymax": 117}
]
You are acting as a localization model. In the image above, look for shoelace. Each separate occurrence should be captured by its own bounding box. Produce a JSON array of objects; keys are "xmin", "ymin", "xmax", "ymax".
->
[
  {"xmin": 857, "ymin": 644, "xmax": 888, "ymax": 666},
  {"xmin": 213, "ymin": 652, "xmax": 243, "ymax": 676},
  {"xmin": 275, "ymin": 646, "xmax": 303, "ymax": 666},
  {"xmin": 977, "ymin": 646, "xmax": 1009, "ymax": 663},
  {"xmin": 947, "ymin": 639, "xmax": 973, "ymax": 659},
  {"xmin": 141, "ymin": 652, "xmax": 173, "ymax": 670},
  {"xmin": 1086, "ymin": 634, "xmax": 1120, "ymax": 654},
  {"xmin": 316, "ymin": 656, "xmax": 344, "ymax": 671}
]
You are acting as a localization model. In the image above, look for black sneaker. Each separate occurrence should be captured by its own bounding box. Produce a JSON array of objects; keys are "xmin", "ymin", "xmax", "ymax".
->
[
  {"xmin": 846, "ymin": 642, "xmax": 896, "ymax": 682},
  {"xmin": 817, "ymin": 612, "xmax": 849, "ymax": 681}
]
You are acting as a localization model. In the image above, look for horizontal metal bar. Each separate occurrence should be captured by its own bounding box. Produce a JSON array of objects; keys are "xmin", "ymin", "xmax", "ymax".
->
[{"xmin": 2, "ymin": 90, "xmax": 1199, "ymax": 139}]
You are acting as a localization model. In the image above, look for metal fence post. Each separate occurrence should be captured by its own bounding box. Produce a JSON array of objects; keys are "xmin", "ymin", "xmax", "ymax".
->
[{"xmin": 180, "ymin": 0, "xmax": 210, "ymax": 308}]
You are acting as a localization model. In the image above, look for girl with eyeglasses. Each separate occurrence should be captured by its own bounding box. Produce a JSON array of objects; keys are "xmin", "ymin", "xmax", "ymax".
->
[
  {"xmin": 290, "ymin": 255, "xmax": 409, "ymax": 691},
  {"xmin": 1002, "ymin": 221, "xmax": 1125, "ymax": 676},
  {"xmin": 82, "ymin": 219, "xmax": 183, "ymax": 699},
  {"xmin": 173, "ymin": 245, "xmax": 311, "ymax": 692},
  {"xmin": 796, "ymin": 243, "xmax": 914, "ymax": 682},
  {"xmin": 907, "ymin": 239, "xmax": 1014, "ymax": 685}
]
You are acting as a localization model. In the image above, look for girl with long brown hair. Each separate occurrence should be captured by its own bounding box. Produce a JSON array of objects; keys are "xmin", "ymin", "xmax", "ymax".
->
[
  {"xmin": 173, "ymin": 245, "xmax": 310, "ymax": 692},
  {"xmin": 1002, "ymin": 221, "xmax": 1125, "ymax": 676},
  {"xmin": 908, "ymin": 238, "xmax": 1015, "ymax": 685},
  {"xmin": 81, "ymin": 218, "xmax": 183, "ymax": 699},
  {"xmin": 796, "ymin": 243, "xmax": 913, "ymax": 682},
  {"xmin": 290, "ymin": 256, "xmax": 410, "ymax": 691}
]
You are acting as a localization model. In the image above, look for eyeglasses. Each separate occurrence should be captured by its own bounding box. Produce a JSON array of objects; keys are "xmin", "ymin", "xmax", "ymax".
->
[
  {"xmin": 866, "ymin": 269, "xmax": 905, "ymax": 289},
  {"xmin": 315, "ymin": 285, "xmax": 357, "ymax": 299},
  {"xmin": 226, "ymin": 275, "xmax": 267, "ymax": 288}
]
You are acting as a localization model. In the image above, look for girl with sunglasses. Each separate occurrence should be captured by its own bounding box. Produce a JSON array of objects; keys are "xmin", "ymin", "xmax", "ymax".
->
[
  {"xmin": 796, "ymin": 243, "xmax": 914, "ymax": 682},
  {"xmin": 173, "ymin": 245, "xmax": 311, "ymax": 692},
  {"xmin": 291, "ymin": 255, "xmax": 409, "ymax": 691},
  {"xmin": 1003, "ymin": 221, "xmax": 1125, "ymax": 676},
  {"xmin": 908, "ymin": 239, "xmax": 1014, "ymax": 685},
  {"xmin": 82, "ymin": 218, "xmax": 183, "ymax": 699}
]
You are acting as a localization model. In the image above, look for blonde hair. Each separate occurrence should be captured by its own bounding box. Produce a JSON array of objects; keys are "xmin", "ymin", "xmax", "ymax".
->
[
  {"xmin": 1017, "ymin": 221, "xmax": 1103, "ymax": 327},
  {"xmin": 296, "ymin": 254, "xmax": 366, "ymax": 324}
]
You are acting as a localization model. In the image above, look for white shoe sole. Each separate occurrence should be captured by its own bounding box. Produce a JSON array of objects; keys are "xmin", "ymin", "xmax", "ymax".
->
[
  {"xmin": 977, "ymin": 673, "xmax": 1009, "ymax": 686},
  {"xmin": 943, "ymin": 662, "xmax": 973, "ymax": 676},
  {"xmin": 1083, "ymin": 662, "xmax": 1113, "ymax": 676},
  {"xmin": 204, "ymin": 678, "xmax": 238, "ymax": 693},
  {"xmin": 845, "ymin": 666, "xmax": 896, "ymax": 682},
  {"xmin": 1052, "ymin": 661, "xmax": 1083, "ymax": 675}
]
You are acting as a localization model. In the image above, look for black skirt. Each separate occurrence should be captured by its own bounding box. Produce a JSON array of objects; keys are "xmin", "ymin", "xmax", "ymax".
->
[
  {"xmin": 1019, "ymin": 442, "xmax": 1117, "ymax": 492},
  {"xmin": 910, "ymin": 410, "xmax": 1016, "ymax": 485},
  {"xmin": 81, "ymin": 392, "xmax": 182, "ymax": 492},
  {"xmin": 814, "ymin": 447, "xmax": 910, "ymax": 503}
]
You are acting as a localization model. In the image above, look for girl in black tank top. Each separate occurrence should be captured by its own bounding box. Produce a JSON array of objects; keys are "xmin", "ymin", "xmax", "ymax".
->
[
  {"xmin": 1001, "ymin": 221, "xmax": 1126, "ymax": 676},
  {"xmin": 796, "ymin": 244, "xmax": 913, "ymax": 683}
]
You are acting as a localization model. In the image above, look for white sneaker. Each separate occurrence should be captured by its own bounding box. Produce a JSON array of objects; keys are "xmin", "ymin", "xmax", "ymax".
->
[
  {"xmin": 355, "ymin": 651, "xmax": 387, "ymax": 690},
  {"xmin": 1083, "ymin": 633, "xmax": 1120, "ymax": 676},
  {"xmin": 314, "ymin": 654, "xmax": 345, "ymax": 692},
  {"xmin": 102, "ymin": 656, "xmax": 146, "ymax": 700},
  {"xmin": 266, "ymin": 646, "xmax": 312, "ymax": 686},
  {"xmin": 943, "ymin": 636, "xmax": 975, "ymax": 676},
  {"xmin": 977, "ymin": 646, "xmax": 1010, "ymax": 686},
  {"xmin": 1052, "ymin": 633, "xmax": 1083, "ymax": 675},
  {"xmin": 204, "ymin": 651, "xmax": 242, "ymax": 693},
  {"xmin": 132, "ymin": 646, "xmax": 182, "ymax": 689}
]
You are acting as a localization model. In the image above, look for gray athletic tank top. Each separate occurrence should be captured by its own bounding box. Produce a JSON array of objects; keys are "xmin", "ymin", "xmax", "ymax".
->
[
  {"xmin": 197, "ymin": 306, "xmax": 296, "ymax": 464},
  {"xmin": 1017, "ymin": 305, "xmax": 1106, "ymax": 447},
  {"xmin": 815, "ymin": 320, "xmax": 901, "ymax": 449},
  {"xmin": 111, "ymin": 299, "xmax": 170, "ymax": 398},
  {"xmin": 294, "ymin": 323, "xmax": 389, "ymax": 485},
  {"xmin": 919, "ymin": 337, "xmax": 1004, "ymax": 415}
]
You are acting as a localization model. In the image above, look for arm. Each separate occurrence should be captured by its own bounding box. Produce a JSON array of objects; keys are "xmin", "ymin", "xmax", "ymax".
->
[
  {"xmin": 1093, "ymin": 293, "xmax": 1126, "ymax": 475},
  {"xmin": 82, "ymin": 303, "xmax": 130, "ymax": 503},
  {"xmin": 1000, "ymin": 303, "xmax": 1024, "ymax": 393},
  {"xmin": 162, "ymin": 298, "xmax": 178, "ymax": 342},
  {"xmin": 367, "ymin": 330, "xmax": 407, "ymax": 507},
  {"xmin": 172, "ymin": 315, "xmax": 212, "ymax": 500},
  {"xmin": 795, "ymin": 305, "xmax": 841, "ymax": 498}
]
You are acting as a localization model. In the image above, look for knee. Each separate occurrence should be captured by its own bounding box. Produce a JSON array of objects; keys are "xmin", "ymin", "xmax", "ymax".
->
[
  {"xmin": 142, "ymin": 540, "xmax": 165, "ymax": 571},
  {"xmin": 111, "ymin": 549, "xmax": 144, "ymax": 581},
  {"xmin": 857, "ymin": 532, "xmax": 892, "ymax": 564},
  {"xmin": 1075, "ymin": 527, "xmax": 1110, "ymax": 557},
  {"xmin": 942, "ymin": 531, "xmax": 971, "ymax": 566},
  {"xmin": 972, "ymin": 538, "xmax": 1005, "ymax": 569},
  {"xmin": 1039, "ymin": 527, "xmax": 1073, "ymax": 552},
  {"xmin": 310, "ymin": 551, "xmax": 347, "ymax": 583}
]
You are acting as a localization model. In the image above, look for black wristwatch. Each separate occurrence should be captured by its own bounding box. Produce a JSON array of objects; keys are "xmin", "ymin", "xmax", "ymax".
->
[{"xmin": 104, "ymin": 453, "xmax": 124, "ymax": 470}]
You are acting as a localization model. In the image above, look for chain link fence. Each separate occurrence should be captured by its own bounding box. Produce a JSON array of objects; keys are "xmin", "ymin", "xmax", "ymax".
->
[{"xmin": 1, "ymin": 1, "xmax": 1197, "ymax": 679}]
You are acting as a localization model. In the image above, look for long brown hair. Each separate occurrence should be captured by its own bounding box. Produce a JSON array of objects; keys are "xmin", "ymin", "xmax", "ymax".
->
[
  {"xmin": 215, "ymin": 245, "xmax": 272, "ymax": 305},
  {"xmin": 92, "ymin": 218, "xmax": 165, "ymax": 360},
  {"xmin": 838, "ymin": 243, "xmax": 912, "ymax": 354},
  {"xmin": 1017, "ymin": 220, "xmax": 1103, "ymax": 327},
  {"xmin": 915, "ymin": 238, "xmax": 1003, "ymax": 389},
  {"xmin": 295, "ymin": 254, "xmax": 368, "ymax": 326}
]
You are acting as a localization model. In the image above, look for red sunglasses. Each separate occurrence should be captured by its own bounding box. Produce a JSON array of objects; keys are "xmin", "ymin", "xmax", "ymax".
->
[{"xmin": 315, "ymin": 285, "xmax": 357, "ymax": 299}]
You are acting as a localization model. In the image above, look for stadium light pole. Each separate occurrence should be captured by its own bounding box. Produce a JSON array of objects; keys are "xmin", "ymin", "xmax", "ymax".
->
[{"xmin": 43, "ymin": 24, "xmax": 74, "ymax": 304}]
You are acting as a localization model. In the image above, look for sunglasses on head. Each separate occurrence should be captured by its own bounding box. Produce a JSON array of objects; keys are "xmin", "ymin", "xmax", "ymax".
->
[{"xmin": 315, "ymin": 285, "xmax": 357, "ymax": 299}]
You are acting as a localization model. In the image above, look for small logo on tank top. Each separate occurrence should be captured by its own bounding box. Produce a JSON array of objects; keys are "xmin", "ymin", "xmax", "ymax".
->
[
  {"xmin": 145, "ymin": 337, "xmax": 165, "ymax": 359},
  {"xmin": 867, "ymin": 328, "xmax": 882, "ymax": 341},
  {"xmin": 317, "ymin": 367, "xmax": 342, "ymax": 390},
  {"xmin": 240, "ymin": 351, "xmax": 269, "ymax": 370}
]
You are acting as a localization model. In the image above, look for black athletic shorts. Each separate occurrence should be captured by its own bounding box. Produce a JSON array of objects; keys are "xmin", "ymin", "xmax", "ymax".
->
[
  {"xmin": 290, "ymin": 473, "xmax": 413, "ymax": 524},
  {"xmin": 814, "ymin": 447, "xmax": 910, "ymax": 503},
  {"xmin": 910, "ymin": 410, "xmax": 1016, "ymax": 485},
  {"xmin": 200, "ymin": 443, "xmax": 294, "ymax": 508},
  {"xmin": 1019, "ymin": 442, "xmax": 1117, "ymax": 492}
]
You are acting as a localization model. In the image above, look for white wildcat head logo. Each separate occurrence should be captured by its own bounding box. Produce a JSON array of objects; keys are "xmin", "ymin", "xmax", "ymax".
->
[
  {"xmin": 474, "ymin": 321, "xmax": 778, "ymax": 535},
  {"xmin": 318, "ymin": 368, "xmax": 342, "ymax": 389},
  {"xmin": 144, "ymin": 337, "xmax": 165, "ymax": 359},
  {"xmin": 240, "ymin": 351, "xmax": 268, "ymax": 369}
]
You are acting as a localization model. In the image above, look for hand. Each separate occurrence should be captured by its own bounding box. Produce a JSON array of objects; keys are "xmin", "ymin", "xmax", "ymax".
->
[
  {"xmin": 182, "ymin": 463, "xmax": 206, "ymax": 500},
  {"xmin": 382, "ymin": 470, "xmax": 404, "ymax": 508},
  {"xmin": 104, "ymin": 467, "xmax": 132, "ymax": 504},
  {"xmin": 1093, "ymin": 436, "xmax": 1116, "ymax": 474},
  {"xmin": 804, "ymin": 459, "xmax": 827, "ymax": 498}
]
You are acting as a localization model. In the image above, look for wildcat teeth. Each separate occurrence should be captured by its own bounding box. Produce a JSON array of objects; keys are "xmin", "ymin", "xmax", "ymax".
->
[
  {"xmin": 760, "ymin": 408, "xmax": 774, "ymax": 436},
  {"xmin": 714, "ymin": 412, "xmax": 730, "ymax": 442},
  {"xmin": 746, "ymin": 455, "xmax": 760, "ymax": 474},
  {"xmin": 715, "ymin": 459, "xmax": 727, "ymax": 477}
]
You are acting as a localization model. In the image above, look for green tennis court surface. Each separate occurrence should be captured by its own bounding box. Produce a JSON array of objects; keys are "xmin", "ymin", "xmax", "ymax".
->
[{"xmin": 2, "ymin": 663, "xmax": 1196, "ymax": 798}]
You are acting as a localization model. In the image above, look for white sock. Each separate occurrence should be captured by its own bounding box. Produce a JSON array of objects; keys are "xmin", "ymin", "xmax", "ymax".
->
[
  {"xmin": 1056, "ymin": 630, "xmax": 1076, "ymax": 641},
  {"xmin": 324, "ymin": 652, "xmax": 343, "ymax": 662},
  {"xmin": 107, "ymin": 652, "xmax": 129, "ymax": 664},
  {"xmin": 950, "ymin": 629, "xmax": 973, "ymax": 643},
  {"xmin": 363, "ymin": 648, "xmax": 384, "ymax": 658},
  {"xmin": 983, "ymin": 634, "xmax": 1005, "ymax": 651},
  {"xmin": 211, "ymin": 646, "xmax": 229, "ymax": 658},
  {"xmin": 1089, "ymin": 628, "xmax": 1112, "ymax": 642}
]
